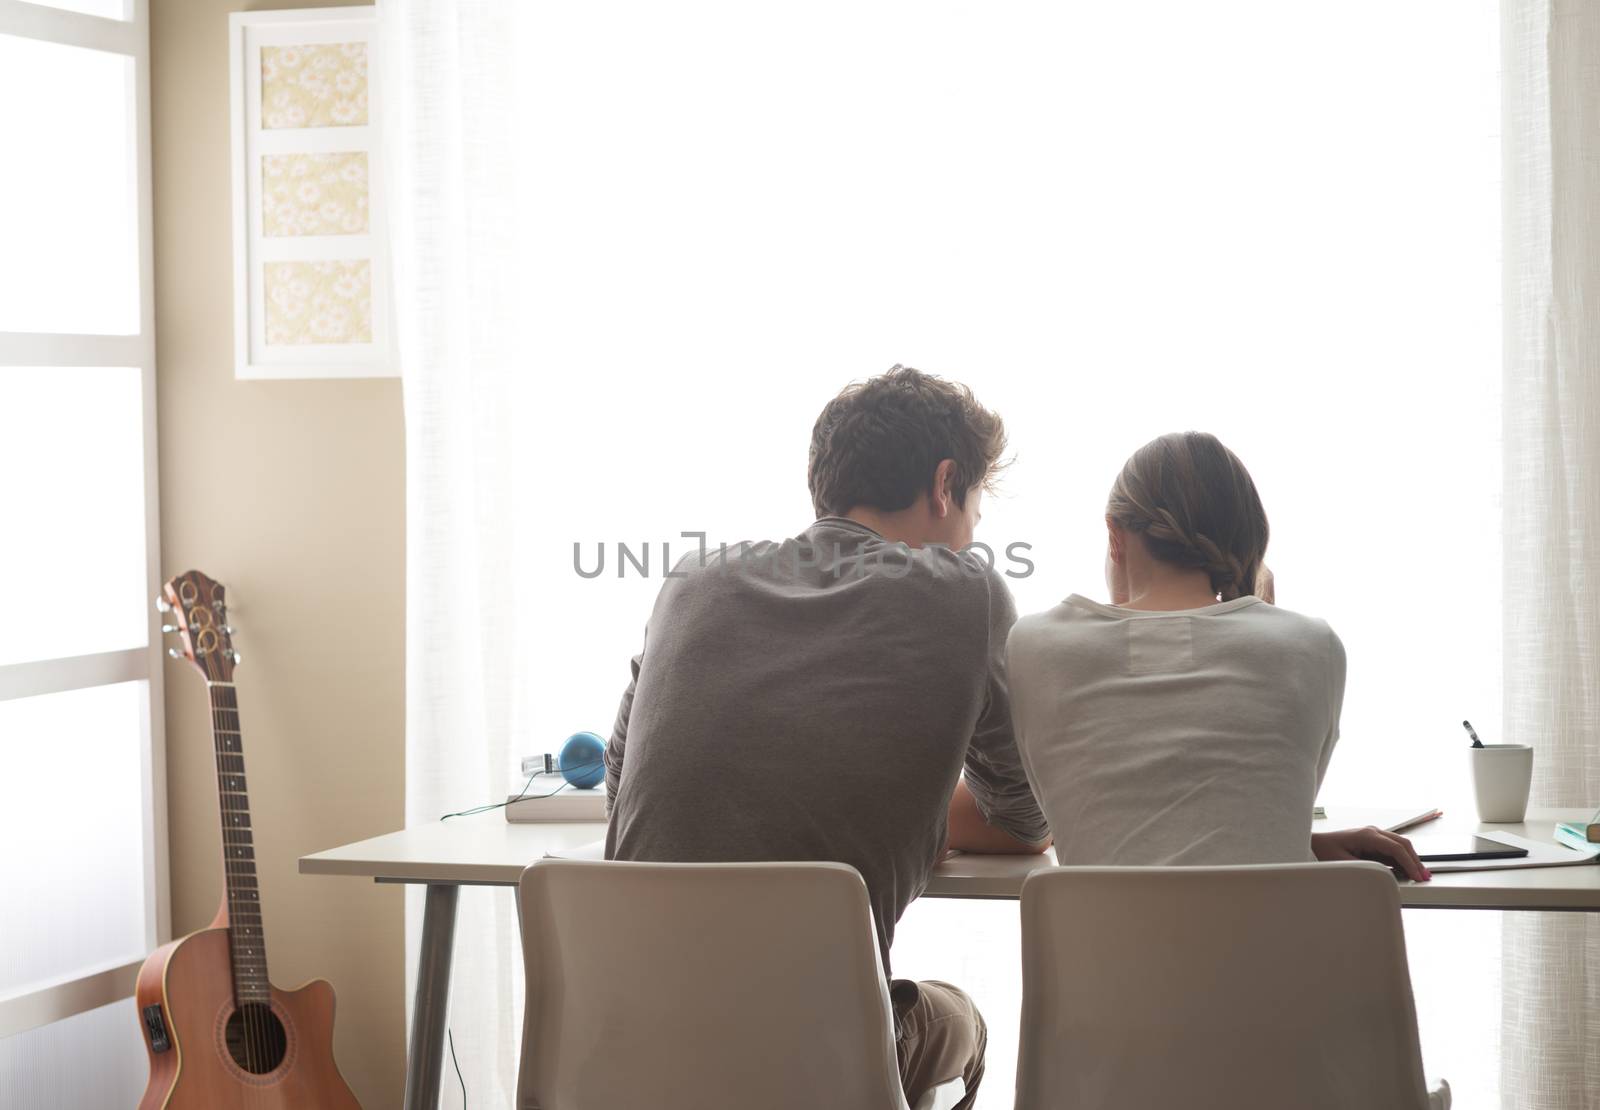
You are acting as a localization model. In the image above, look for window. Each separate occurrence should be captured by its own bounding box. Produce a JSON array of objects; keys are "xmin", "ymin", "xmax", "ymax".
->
[
  {"xmin": 0, "ymin": 0, "xmax": 165, "ymax": 1094},
  {"xmin": 505, "ymin": 1, "xmax": 1502, "ymax": 1097},
  {"xmin": 0, "ymin": 35, "xmax": 139, "ymax": 335}
]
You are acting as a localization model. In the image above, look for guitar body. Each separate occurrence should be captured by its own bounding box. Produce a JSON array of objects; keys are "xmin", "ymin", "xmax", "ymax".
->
[{"xmin": 137, "ymin": 927, "xmax": 360, "ymax": 1109}]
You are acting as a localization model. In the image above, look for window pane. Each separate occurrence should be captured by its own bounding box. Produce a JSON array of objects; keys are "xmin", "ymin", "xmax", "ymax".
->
[
  {"xmin": 0, "ymin": 998, "xmax": 147, "ymax": 1106},
  {"xmin": 0, "ymin": 35, "xmax": 138, "ymax": 334},
  {"xmin": 19, "ymin": 0, "xmax": 130, "ymax": 18},
  {"xmin": 0, "ymin": 683, "xmax": 149, "ymax": 996},
  {"xmin": 0, "ymin": 368, "xmax": 147, "ymax": 665}
]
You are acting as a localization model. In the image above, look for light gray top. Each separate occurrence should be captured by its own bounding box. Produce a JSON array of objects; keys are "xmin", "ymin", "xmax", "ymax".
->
[
  {"xmin": 604, "ymin": 517, "xmax": 1048, "ymax": 973},
  {"xmin": 1008, "ymin": 594, "xmax": 1345, "ymax": 868}
]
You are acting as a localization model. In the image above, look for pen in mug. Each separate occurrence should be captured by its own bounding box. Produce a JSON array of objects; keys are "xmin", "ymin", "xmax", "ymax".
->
[{"xmin": 1462, "ymin": 720, "xmax": 1484, "ymax": 748}]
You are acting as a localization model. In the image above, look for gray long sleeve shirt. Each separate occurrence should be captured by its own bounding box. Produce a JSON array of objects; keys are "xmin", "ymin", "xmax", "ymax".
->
[{"xmin": 604, "ymin": 517, "xmax": 1048, "ymax": 975}]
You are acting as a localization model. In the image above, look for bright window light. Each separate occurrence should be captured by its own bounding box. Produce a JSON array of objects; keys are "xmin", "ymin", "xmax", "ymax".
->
[
  {"xmin": 0, "ymin": 34, "xmax": 139, "ymax": 334},
  {"xmin": 0, "ymin": 368, "xmax": 148, "ymax": 666},
  {"xmin": 19, "ymin": 0, "xmax": 130, "ymax": 19},
  {"xmin": 503, "ymin": 1, "xmax": 1501, "ymax": 1099},
  {"xmin": 0, "ymin": 682, "xmax": 150, "ymax": 996},
  {"xmin": 0, "ymin": 1000, "xmax": 147, "ymax": 1108}
]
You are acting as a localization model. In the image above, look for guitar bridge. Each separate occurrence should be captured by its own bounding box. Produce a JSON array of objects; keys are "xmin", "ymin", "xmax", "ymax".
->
[{"xmin": 142, "ymin": 1004, "xmax": 171, "ymax": 1053}]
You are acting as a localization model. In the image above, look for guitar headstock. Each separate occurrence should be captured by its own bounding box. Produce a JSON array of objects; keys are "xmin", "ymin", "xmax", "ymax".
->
[{"xmin": 159, "ymin": 570, "xmax": 238, "ymax": 682}]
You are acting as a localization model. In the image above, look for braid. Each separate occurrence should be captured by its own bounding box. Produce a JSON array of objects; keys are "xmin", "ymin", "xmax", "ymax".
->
[
  {"xmin": 1107, "ymin": 432, "xmax": 1268, "ymax": 603},
  {"xmin": 1202, "ymin": 543, "xmax": 1249, "ymax": 601},
  {"xmin": 1134, "ymin": 507, "xmax": 1248, "ymax": 601}
]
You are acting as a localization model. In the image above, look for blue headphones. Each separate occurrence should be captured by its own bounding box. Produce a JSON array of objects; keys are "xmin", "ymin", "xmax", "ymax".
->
[{"xmin": 530, "ymin": 731, "xmax": 607, "ymax": 790}]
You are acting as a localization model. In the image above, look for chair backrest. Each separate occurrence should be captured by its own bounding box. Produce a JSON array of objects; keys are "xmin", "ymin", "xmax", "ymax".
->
[
  {"xmin": 516, "ymin": 859, "xmax": 908, "ymax": 1110},
  {"xmin": 1017, "ymin": 862, "xmax": 1433, "ymax": 1110}
]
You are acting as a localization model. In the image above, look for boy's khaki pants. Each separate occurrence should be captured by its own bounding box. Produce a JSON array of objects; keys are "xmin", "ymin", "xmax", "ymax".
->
[{"xmin": 892, "ymin": 979, "xmax": 987, "ymax": 1110}]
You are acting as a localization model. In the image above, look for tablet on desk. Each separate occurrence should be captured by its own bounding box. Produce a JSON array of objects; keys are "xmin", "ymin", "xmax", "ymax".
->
[{"xmin": 1414, "ymin": 836, "xmax": 1530, "ymax": 862}]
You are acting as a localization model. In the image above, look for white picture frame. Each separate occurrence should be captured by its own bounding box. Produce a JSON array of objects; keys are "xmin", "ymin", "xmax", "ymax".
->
[{"xmin": 228, "ymin": 7, "xmax": 393, "ymax": 379}]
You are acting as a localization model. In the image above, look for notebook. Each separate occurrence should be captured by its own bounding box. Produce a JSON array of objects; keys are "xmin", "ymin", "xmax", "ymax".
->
[
  {"xmin": 504, "ymin": 778, "xmax": 607, "ymax": 823},
  {"xmin": 1555, "ymin": 805, "xmax": 1600, "ymax": 847},
  {"xmin": 544, "ymin": 839, "xmax": 607, "ymax": 860}
]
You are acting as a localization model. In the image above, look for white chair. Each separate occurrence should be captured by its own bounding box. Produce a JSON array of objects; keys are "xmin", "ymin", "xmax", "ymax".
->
[
  {"xmin": 1016, "ymin": 862, "xmax": 1451, "ymax": 1110},
  {"xmin": 516, "ymin": 858, "xmax": 966, "ymax": 1110}
]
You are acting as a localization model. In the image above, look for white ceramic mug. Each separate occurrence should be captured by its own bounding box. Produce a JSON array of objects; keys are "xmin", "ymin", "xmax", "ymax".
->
[{"xmin": 1471, "ymin": 744, "xmax": 1534, "ymax": 823}]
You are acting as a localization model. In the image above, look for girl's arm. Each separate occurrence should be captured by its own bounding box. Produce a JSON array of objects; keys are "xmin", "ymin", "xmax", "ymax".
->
[{"xmin": 1312, "ymin": 826, "xmax": 1430, "ymax": 881}]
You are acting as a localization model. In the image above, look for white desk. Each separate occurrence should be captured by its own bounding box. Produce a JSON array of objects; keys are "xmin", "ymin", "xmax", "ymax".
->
[{"xmin": 300, "ymin": 807, "xmax": 1600, "ymax": 1110}]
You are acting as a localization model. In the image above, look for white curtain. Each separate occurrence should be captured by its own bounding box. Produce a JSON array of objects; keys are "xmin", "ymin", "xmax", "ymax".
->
[
  {"xmin": 1501, "ymin": 2, "xmax": 1600, "ymax": 1108},
  {"xmin": 382, "ymin": 0, "xmax": 527, "ymax": 1104}
]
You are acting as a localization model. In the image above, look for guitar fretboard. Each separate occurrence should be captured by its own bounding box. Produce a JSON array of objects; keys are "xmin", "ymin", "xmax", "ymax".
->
[{"xmin": 210, "ymin": 683, "xmax": 270, "ymax": 1004}]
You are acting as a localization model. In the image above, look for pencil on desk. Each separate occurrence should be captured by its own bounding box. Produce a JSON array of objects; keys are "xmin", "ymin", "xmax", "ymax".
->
[{"xmin": 1392, "ymin": 809, "xmax": 1444, "ymax": 833}]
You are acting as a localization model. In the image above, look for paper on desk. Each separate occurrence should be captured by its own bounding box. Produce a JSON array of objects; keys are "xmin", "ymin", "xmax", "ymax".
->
[
  {"xmin": 1424, "ymin": 830, "xmax": 1600, "ymax": 872},
  {"xmin": 543, "ymin": 839, "xmax": 607, "ymax": 861}
]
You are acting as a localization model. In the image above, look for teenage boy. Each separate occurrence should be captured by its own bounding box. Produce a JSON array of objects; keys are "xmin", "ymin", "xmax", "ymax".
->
[{"xmin": 605, "ymin": 364, "xmax": 1049, "ymax": 1109}]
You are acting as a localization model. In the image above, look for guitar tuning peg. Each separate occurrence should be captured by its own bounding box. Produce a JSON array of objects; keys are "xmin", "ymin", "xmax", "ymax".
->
[
  {"xmin": 161, "ymin": 624, "xmax": 178, "ymax": 634},
  {"xmin": 167, "ymin": 647, "xmax": 181, "ymax": 659},
  {"xmin": 223, "ymin": 626, "xmax": 235, "ymax": 635},
  {"xmin": 231, "ymin": 650, "xmax": 242, "ymax": 664},
  {"xmin": 155, "ymin": 597, "xmax": 172, "ymax": 614}
]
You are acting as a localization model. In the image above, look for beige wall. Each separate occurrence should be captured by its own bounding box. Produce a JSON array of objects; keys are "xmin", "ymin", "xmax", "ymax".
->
[{"xmin": 150, "ymin": 1, "xmax": 405, "ymax": 1106}]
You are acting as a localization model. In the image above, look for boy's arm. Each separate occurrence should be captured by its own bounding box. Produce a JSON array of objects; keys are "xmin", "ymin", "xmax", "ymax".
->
[
  {"xmin": 946, "ymin": 776, "xmax": 1051, "ymax": 854},
  {"xmin": 603, "ymin": 647, "xmax": 644, "ymax": 817},
  {"xmin": 953, "ymin": 568, "xmax": 1052, "ymax": 854}
]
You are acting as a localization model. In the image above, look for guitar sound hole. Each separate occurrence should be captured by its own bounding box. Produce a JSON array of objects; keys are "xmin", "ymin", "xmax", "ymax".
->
[{"xmin": 224, "ymin": 1003, "xmax": 287, "ymax": 1074}]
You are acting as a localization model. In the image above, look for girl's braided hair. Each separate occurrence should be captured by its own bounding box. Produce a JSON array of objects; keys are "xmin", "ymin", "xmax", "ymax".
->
[{"xmin": 1107, "ymin": 432, "xmax": 1269, "ymax": 602}]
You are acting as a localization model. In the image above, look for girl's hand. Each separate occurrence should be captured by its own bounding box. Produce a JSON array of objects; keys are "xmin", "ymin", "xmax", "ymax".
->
[
  {"xmin": 1312, "ymin": 826, "xmax": 1431, "ymax": 881},
  {"xmin": 1257, "ymin": 564, "xmax": 1276, "ymax": 604}
]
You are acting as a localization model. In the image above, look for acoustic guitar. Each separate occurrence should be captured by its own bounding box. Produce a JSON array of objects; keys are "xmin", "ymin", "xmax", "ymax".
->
[{"xmin": 136, "ymin": 570, "xmax": 360, "ymax": 1108}]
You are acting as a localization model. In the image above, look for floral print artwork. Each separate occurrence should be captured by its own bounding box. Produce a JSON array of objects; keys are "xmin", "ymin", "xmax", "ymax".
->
[
  {"xmin": 261, "ymin": 43, "xmax": 368, "ymax": 129},
  {"xmin": 264, "ymin": 260, "xmax": 373, "ymax": 345},
  {"xmin": 262, "ymin": 152, "xmax": 369, "ymax": 237}
]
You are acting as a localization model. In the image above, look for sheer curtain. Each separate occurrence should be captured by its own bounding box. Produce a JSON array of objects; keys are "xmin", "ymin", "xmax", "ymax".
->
[
  {"xmin": 1500, "ymin": 3, "xmax": 1600, "ymax": 1108},
  {"xmin": 382, "ymin": 0, "xmax": 527, "ymax": 1103},
  {"xmin": 384, "ymin": 2, "xmax": 1508, "ymax": 1103}
]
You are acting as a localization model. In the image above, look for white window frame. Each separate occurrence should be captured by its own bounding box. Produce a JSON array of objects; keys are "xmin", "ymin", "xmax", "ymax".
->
[{"xmin": 0, "ymin": 0, "xmax": 167, "ymax": 1038}]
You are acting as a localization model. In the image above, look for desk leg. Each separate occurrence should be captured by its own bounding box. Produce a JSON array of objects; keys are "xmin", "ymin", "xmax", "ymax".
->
[{"xmin": 404, "ymin": 884, "xmax": 460, "ymax": 1110}]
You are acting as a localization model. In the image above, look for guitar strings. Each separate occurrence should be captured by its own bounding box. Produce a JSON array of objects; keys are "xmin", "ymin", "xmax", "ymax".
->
[
  {"xmin": 179, "ymin": 581, "xmax": 267, "ymax": 1101},
  {"xmin": 218, "ymin": 657, "xmax": 273, "ymax": 1108},
  {"xmin": 235, "ymin": 682, "xmax": 272, "ymax": 1090},
  {"xmin": 212, "ymin": 677, "xmax": 253, "ymax": 1074},
  {"xmin": 233, "ymin": 683, "xmax": 269, "ymax": 1082},
  {"xmin": 212, "ymin": 670, "xmax": 265, "ymax": 1077},
  {"xmin": 232, "ymin": 683, "xmax": 264, "ymax": 1076},
  {"xmin": 209, "ymin": 665, "xmax": 248, "ymax": 1072}
]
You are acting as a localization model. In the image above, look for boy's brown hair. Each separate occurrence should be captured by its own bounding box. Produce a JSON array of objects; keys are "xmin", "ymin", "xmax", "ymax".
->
[{"xmin": 807, "ymin": 365, "xmax": 1008, "ymax": 518}]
